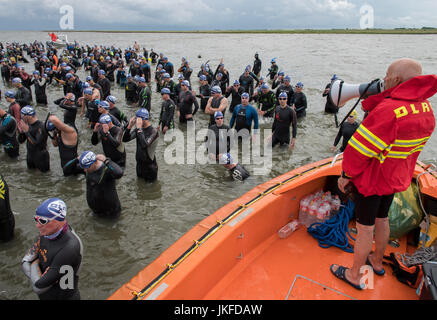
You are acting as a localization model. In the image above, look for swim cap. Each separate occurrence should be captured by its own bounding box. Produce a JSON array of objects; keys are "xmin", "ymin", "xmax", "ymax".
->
[
  {"xmin": 12, "ymin": 77, "xmax": 22, "ymax": 83},
  {"xmin": 105, "ymin": 56, "xmax": 111, "ymax": 60},
  {"xmin": 182, "ymin": 80, "xmax": 190, "ymax": 87},
  {"xmin": 284, "ymin": 76, "xmax": 291, "ymax": 82},
  {"xmin": 216, "ymin": 73, "xmax": 223, "ymax": 78},
  {"xmin": 98, "ymin": 69, "xmax": 106, "ymax": 75},
  {"xmin": 45, "ymin": 68, "xmax": 51, "ymax": 73},
  {"xmin": 163, "ymin": 73, "xmax": 170, "ymax": 79},
  {"xmin": 233, "ymin": 80, "xmax": 240, "ymax": 85},
  {"xmin": 220, "ymin": 153, "xmax": 233, "ymax": 165},
  {"xmin": 60, "ymin": 62, "xmax": 67, "ymax": 67},
  {"xmin": 178, "ymin": 74, "xmax": 184, "ymax": 80},
  {"xmin": 35, "ymin": 198, "xmax": 67, "ymax": 222},
  {"xmin": 199, "ymin": 75, "xmax": 207, "ymax": 81},
  {"xmin": 278, "ymin": 71, "xmax": 284, "ymax": 76},
  {"xmin": 84, "ymin": 88, "xmax": 93, "ymax": 95},
  {"xmin": 46, "ymin": 120, "xmax": 56, "ymax": 131},
  {"xmin": 279, "ymin": 92, "xmax": 288, "ymax": 99},
  {"xmin": 79, "ymin": 151, "xmax": 97, "ymax": 169},
  {"xmin": 331, "ymin": 74, "xmax": 338, "ymax": 81},
  {"xmin": 350, "ymin": 110, "xmax": 358, "ymax": 118},
  {"xmin": 5, "ymin": 90, "xmax": 15, "ymax": 98},
  {"xmin": 136, "ymin": 108, "xmax": 149, "ymax": 120},
  {"xmin": 214, "ymin": 111, "xmax": 223, "ymax": 119},
  {"xmin": 211, "ymin": 86, "xmax": 222, "ymax": 94},
  {"xmin": 99, "ymin": 114, "xmax": 112, "ymax": 124},
  {"xmin": 86, "ymin": 75, "xmax": 92, "ymax": 81},
  {"xmin": 241, "ymin": 92, "xmax": 249, "ymax": 99},
  {"xmin": 161, "ymin": 88, "xmax": 171, "ymax": 95},
  {"xmin": 260, "ymin": 83, "xmax": 269, "ymax": 90},
  {"xmin": 21, "ymin": 106, "xmax": 35, "ymax": 116},
  {"xmin": 82, "ymin": 82, "xmax": 90, "ymax": 88},
  {"xmin": 33, "ymin": 70, "xmax": 40, "ymax": 76},
  {"xmin": 98, "ymin": 100, "xmax": 110, "ymax": 110},
  {"xmin": 138, "ymin": 77, "xmax": 146, "ymax": 83},
  {"xmin": 106, "ymin": 95, "xmax": 116, "ymax": 104},
  {"xmin": 65, "ymin": 73, "xmax": 74, "ymax": 79},
  {"xmin": 296, "ymin": 82, "xmax": 304, "ymax": 88},
  {"xmin": 157, "ymin": 64, "xmax": 163, "ymax": 68},
  {"xmin": 65, "ymin": 66, "xmax": 72, "ymax": 71}
]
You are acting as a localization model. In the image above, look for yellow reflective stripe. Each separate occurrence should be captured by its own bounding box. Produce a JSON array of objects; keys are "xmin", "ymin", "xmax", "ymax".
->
[
  {"xmin": 348, "ymin": 136, "xmax": 378, "ymax": 158},
  {"xmin": 393, "ymin": 136, "xmax": 430, "ymax": 148},
  {"xmin": 386, "ymin": 145, "xmax": 424, "ymax": 159},
  {"xmin": 357, "ymin": 125, "xmax": 389, "ymax": 151}
]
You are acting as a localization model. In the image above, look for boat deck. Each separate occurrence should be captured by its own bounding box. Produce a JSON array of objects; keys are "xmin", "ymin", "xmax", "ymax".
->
[{"xmin": 205, "ymin": 224, "xmax": 418, "ymax": 300}]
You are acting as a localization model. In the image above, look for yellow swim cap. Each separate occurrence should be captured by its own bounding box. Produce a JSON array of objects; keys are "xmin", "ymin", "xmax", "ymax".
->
[{"xmin": 350, "ymin": 110, "xmax": 357, "ymax": 118}]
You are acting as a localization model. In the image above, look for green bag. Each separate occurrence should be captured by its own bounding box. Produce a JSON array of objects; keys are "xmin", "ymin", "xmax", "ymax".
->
[{"xmin": 388, "ymin": 183, "xmax": 423, "ymax": 240}]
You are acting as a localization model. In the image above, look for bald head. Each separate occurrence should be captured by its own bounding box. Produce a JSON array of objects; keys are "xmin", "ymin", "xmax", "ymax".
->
[{"xmin": 384, "ymin": 58, "xmax": 422, "ymax": 90}]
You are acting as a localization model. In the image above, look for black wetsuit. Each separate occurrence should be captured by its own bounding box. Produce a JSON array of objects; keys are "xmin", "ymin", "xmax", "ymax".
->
[
  {"xmin": 32, "ymin": 78, "xmax": 48, "ymax": 105},
  {"xmin": 0, "ymin": 174, "xmax": 14, "ymax": 242},
  {"xmin": 123, "ymin": 126, "xmax": 159, "ymax": 182},
  {"xmin": 86, "ymin": 160, "xmax": 123, "ymax": 218},
  {"xmin": 178, "ymin": 91, "xmax": 199, "ymax": 123},
  {"xmin": 55, "ymin": 130, "xmax": 82, "ymax": 176},
  {"xmin": 159, "ymin": 99, "xmax": 176, "ymax": 130},
  {"xmin": 125, "ymin": 81, "xmax": 138, "ymax": 103},
  {"xmin": 225, "ymin": 86, "xmax": 244, "ymax": 113},
  {"xmin": 323, "ymin": 83, "xmax": 338, "ymax": 114},
  {"xmin": 30, "ymin": 224, "xmax": 83, "ymax": 300},
  {"xmin": 109, "ymin": 107, "xmax": 128, "ymax": 127},
  {"xmin": 138, "ymin": 86, "xmax": 152, "ymax": 112},
  {"xmin": 253, "ymin": 57, "xmax": 262, "ymax": 76},
  {"xmin": 206, "ymin": 124, "xmax": 231, "ymax": 157},
  {"xmin": 18, "ymin": 120, "xmax": 49, "ymax": 172},
  {"xmin": 229, "ymin": 163, "xmax": 250, "ymax": 181},
  {"xmin": 0, "ymin": 113, "xmax": 19, "ymax": 158},
  {"xmin": 272, "ymin": 106, "xmax": 297, "ymax": 147},
  {"xmin": 239, "ymin": 74, "xmax": 254, "ymax": 97},
  {"xmin": 85, "ymin": 99, "xmax": 101, "ymax": 127},
  {"xmin": 91, "ymin": 126, "xmax": 126, "ymax": 168},
  {"xmin": 258, "ymin": 90, "xmax": 277, "ymax": 117},
  {"xmin": 208, "ymin": 96, "xmax": 227, "ymax": 126},
  {"xmin": 198, "ymin": 84, "xmax": 211, "ymax": 111},
  {"xmin": 291, "ymin": 92, "xmax": 307, "ymax": 118},
  {"xmin": 97, "ymin": 77, "xmax": 111, "ymax": 99},
  {"xmin": 333, "ymin": 121, "xmax": 359, "ymax": 152},
  {"xmin": 15, "ymin": 86, "xmax": 32, "ymax": 108}
]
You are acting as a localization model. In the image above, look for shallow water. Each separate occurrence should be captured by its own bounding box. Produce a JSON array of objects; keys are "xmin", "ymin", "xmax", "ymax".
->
[{"xmin": 0, "ymin": 31, "xmax": 436, "ymax": 300}]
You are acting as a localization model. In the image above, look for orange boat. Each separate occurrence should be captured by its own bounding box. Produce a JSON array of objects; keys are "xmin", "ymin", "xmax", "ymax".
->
[{"xmin": 108, "ymin": 156, "xmax": 437, "ymax": 300}]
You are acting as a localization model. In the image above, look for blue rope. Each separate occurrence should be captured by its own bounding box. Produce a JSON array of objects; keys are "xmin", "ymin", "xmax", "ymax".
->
[{"xmin": 307, "ymin": 199, "xmax": 356, "ymax": 253}]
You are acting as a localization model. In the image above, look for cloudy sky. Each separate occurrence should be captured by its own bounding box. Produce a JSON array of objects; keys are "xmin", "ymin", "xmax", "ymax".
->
[{"xmin": 0, "ymin": 0, "xmax": 435, "ymax": 30}]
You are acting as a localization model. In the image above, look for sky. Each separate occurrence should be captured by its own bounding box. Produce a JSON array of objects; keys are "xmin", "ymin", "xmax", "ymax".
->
[{"xmin": 0, "ymin": 0, "xmax": 435, "ymax": 31}]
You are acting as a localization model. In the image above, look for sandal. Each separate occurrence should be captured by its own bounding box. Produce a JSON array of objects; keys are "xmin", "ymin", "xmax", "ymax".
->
[
  {"xmin": 330, "ymin": 264, "xmax": 363, "ymax": 290},
  {"xmin": 365, "ymin": 256, "xmax": 385, "ymax": 276}
]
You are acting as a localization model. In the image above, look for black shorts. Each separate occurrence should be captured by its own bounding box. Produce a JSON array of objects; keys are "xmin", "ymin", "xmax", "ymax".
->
[{"xmin": 354, "ymin": 189, "xmax": 394, "ymax": 226}]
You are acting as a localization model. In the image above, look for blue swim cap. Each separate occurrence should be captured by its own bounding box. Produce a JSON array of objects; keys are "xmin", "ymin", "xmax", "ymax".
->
[
  {"xmin": 278, "ymin": 71, "xmax": 284, "ymax": 76},
  {"xmin": 136, "ymin": 108, "xmax": 149, "ymax": 120},
  {"xmin": 233, "ymin": 80, "xmax": 240, "ymax": 85},
  {"xmin": 65, "ymin": 66, "xmax": 72, "ymax": 71},
  {"xmin": 98, "ymin": 69, "xmax": 106, "ymax": 75},
  {"xmin": 216, "ymin": 73, "xmax": 223, "ymax": 78},
  {"xmin": 45, "ymin": 67, "xmax": 51, "ymax": 73},
  {"xmin": 5, "ymin": 90, "xmax": 15, "ymax": 98},
  {"xmin": 241, "ymin": 92, "xmax": 249, "ymax": 99},
  {"xmin": 284, "ymin": 75, "xmax": 291, "ymax": 82},
  {"xmin": 36, "ymin": 198, "xmax": 67, "ymax": 222},
  {"xmin": 86, "ymin": 75, "xmax": 92, "ymax": 81},
  {"xmin": 46, "ymin": 120, "xmax": 56, "ymax": 131},
  {"xmin": 178, "ymin": 74, "xmax": 184, "ymax": 80},
  {"xmin": 82, "ymin": 82, "xmax": 90, "ymax": 88},
  {"xmin": 138, "ymin": 77, "xmax": 146, "ymax": 83},
  {"xmin": 84, "ymin": 88, "xmax": 93, "ymax": 95},
  {"xmin": 98, "ymin": 100, "xmax": 110, "ymax": 109},
  {"xmin": 199, "ymin": 75, "xmax": 207, "ymax": 81},
  {"xmin": 182, "ymin": 80, "xmax": 190, "ymax": 87},
  {"xmin": 279, "ymin": 92, "xmax": 288, "ymax": 99},
  {"xmin": 296, "ymin": 82, "xmax": 304, "ymax": 88},
  {"xmin": 163, "ymin": 73, "xmax": 170, "ymax": 79},
  {"xmin": 12, "ymin": 77, "xmax": 22, "ymax": 84},
  {"xmin": 79, "ymin": 151, "xmax": 97, "ymax": 169},
  {"xmin": 21, "ymin": 106, "xmax": 35, "ymax": 116},
  {"xmin": 33, "ymin": 70, "xmax": 40, "ymax": 75},
  {"xmin": 220, "ymin": 153, "xmax": 233, "ymax": 165},
  {"xmin": 214, "ymin": 111, "xmax": 223, "ymax": 119},
  {"xmin": 211, "ymin": 86, "xmax": 222, "ymax": 94},
  {"xmin": 106, "ymin": 95, "xmax": 116, "ymax": 104},
  {"xmin": 331, "ymin": 74, "xmax": 338, "ymax": 81},
  {"xmin": 99, "ymin": 114, "xmax": 112, "ymax": 124},
  {"xmin": 65, "ymin": 73, "xmax": 74, "ymax": 79},
  {"xmin": 60, "ymin": 62, "xmax": 67, "ymax": 67},
  {"xmin": 161, "ymin": 88, "xmax": 171, "ymax": 95},
  {"xmin": 260, "ymin": 83, "xmax": 269, "ymax": 90}
]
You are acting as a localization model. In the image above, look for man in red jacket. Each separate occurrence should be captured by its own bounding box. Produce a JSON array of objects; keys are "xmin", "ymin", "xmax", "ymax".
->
[{"xmin": 331, "ymin": 58, "xmax": 437, "ymax": 290}]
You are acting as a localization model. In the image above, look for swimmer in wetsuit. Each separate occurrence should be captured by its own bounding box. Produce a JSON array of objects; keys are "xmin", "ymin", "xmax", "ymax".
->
[
  {"xmin": 158, "ymin": 88, "xmax": 176, "ymax": 134},
  {"xmin": 0, "ymin": 107, "xmax": 19, "ymax": 158},
  {"xmin": 21, "ymin": 198, "xmax": 83, "ymax": 300},
  {"xmin": 77, "ymin": 151, "xmax": 124, "ymax": 218},
  {"xmin": 205, "ymin": 86, "xmax": 228, "ymax": 127},
  {"xmin": 92, "ymin": 114, "xmax": 126, "ymax": 168},
  {"xmin": 205, "ymin": 111, "xmax": 231, "ymax": 161},
  {"xmin": 0, "ymin": 174, "xmax": 14, "ymax": 242},
  {"xmin": 46, "ymin": 115, "xmax": 83, "ymax": 176},
  {"xmin": 257, "ymin": 83, "xmax": 277, "ymax": 118},
  {"xmin": 54, "ymin": 93, "xmax": 79, "ymax": 129},
  {"xmin": 331, "ymin": 109, "xmax": 359, "ymax": 153},
  {"xmin": 17, "ymin": 106, "xmax": 50, "ymax": 172},
  {"xmin": 269, "ymin": 92, "xmax": 297, "ymax": 149},
  {"xmin": 291, "ymin": 82, "xmax": 307, "ymax": 118},
  {"xmin": 177, "ymin": 80, "xmax": 199, "ymax": 123},
  {"xmin": 220, "ymin": 153, "xmax": 250, "ymax": 182},
  {"xmin": 123, "ymin": 109, "xmax": 159, "ymax": 182}
]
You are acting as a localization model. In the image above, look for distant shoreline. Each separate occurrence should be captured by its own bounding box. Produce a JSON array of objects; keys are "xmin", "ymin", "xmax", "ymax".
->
[{"xmin": 40, "ymin": 28, "xmax": 437, "ymax": 35}]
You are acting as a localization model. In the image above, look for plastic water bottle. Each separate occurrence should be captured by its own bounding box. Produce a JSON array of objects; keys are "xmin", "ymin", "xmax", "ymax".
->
[
  {"xmin": 278, "ymin": 220, "xmax": 300, "ymax": 239},
  {"xmin": 307, "ymin": 201, "xmax": 318, "ymax": 226},
  {"xmin": 299, "ymin": 196, "xmax": 311, "ymax": 226},
  {"xmin": 317, "ymin": 201, "xmax": 331, "ymax": 222}
]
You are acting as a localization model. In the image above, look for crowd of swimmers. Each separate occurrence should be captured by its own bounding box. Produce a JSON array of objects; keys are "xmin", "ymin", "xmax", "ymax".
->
[{"xmin": 0, "ymin": 38, "xmax": 358, "ymax": 299}]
